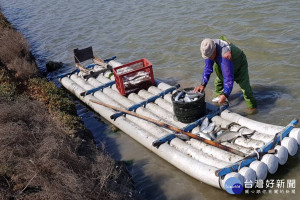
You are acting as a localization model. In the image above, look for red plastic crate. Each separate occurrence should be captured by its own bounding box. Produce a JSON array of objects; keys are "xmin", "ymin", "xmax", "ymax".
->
[{"xmin": 113, "ymin": 58, "xmax": 155, "ymax": 96}]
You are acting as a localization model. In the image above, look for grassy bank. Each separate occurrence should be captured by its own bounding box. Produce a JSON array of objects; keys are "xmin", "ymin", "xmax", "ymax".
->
[{"xmin": 0, "ymin": 9, "xmax": 141, "ymax": 200}]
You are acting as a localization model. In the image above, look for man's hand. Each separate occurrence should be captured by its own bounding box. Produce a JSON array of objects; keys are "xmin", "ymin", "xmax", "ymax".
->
[
  {"xmin": 194, "ymin": 85, "xmax": 205, "ymax": 93},
  {"xmin": 218, "ymin": 94, "xmax": 227, "ymax": 104}
]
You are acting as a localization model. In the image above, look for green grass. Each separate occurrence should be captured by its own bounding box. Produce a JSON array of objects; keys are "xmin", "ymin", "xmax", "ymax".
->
[
  {"xmin": 28, "ymin": 77, "xmax": 84, "ymax": 133},
  {"xmin": 0, "ymin": 68, "xmax": 16, "ymax": 100}
]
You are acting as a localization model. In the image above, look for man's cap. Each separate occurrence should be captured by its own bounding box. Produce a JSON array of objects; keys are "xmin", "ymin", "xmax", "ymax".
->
[{"xmin": 200, "ymin": 38, "xmax": 216, "ymax": 59}]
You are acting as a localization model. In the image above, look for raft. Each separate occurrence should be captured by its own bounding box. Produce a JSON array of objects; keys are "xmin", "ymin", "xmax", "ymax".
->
[{"xmin": 58, "ymin": 58, "xmax": 300, "ymax": 191}]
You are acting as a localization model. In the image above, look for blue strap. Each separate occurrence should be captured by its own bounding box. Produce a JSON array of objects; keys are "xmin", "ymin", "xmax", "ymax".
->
[
  {"xmin": 57, "ymin": 63, "xmax": 96, "ymax": 79},
  {"xmin": 103, "ymin": 56, "xmax": 117, "ymax": 63},
  {"xmin": 152, "ymin": 134, "xmax": 176, "ymax": 148},
  {"xmin": 110, "ymin": 84, "xmax": 180, "ymax": 120},
  {"xmin": 80, "ymin": 81, "xmax": 115, "ymax": 96}
]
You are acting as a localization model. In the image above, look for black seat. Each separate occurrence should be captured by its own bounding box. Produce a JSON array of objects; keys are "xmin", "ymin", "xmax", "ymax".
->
[{"xmin": 73, "ymin": 47, "xmax": 110, "ymax": 78}]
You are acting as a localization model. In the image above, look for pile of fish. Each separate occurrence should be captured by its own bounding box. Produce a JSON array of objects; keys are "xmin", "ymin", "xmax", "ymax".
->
[
  {"xmin": 174, "ymin": 90, "xmax": 202, "ymax": 103},
  {"xmin": 114, "ymin": 62, "xmax": 153, "ymax": 95},
  {"xmin": 123, "ymin": 71, "xmax": 151, "ymax": 85},
  {"xmin": 173, "ymin": 89, "xmax": 247, "ymax": 143},
  {"xmin": 198, "ymin": 118, "xmax": 217, "ymax": 140},
  {"xmin": 115, "ymin": 62, "xmax": 143, "ymax": 75},
  {"xmin": 123, "ymin": 71, "xmax": 153, "ymax": 94},
  {"xmin": 196, "ymin": 118, "xmax": 253, "ymax": 143}
]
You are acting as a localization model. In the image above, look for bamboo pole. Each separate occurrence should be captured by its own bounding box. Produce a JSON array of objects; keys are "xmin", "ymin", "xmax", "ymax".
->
[{"xmin": 90, "ymin": 99, "xmax": 246, "ymax": 157}]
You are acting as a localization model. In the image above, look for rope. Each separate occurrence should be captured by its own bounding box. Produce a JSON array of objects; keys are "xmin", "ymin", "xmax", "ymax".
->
[
  {"xmin": 236, "ymin": 126, "xmax": 247, "ymax": 132},
  {"xmin": 238, "ymin": 161, "xmax": 243, "ymax": 171},
  {"xmin": 74, "ymin": 54, "xmax": 81, "ymax": 64},
  {"xmin": 227, "ymin": 122, "xmax": 239, "ymax": 129},
  {"xmin": 254, "ymin": 149, "xmax": 260, "ymax": 160},
  {"xmin": 270, "ymin": 132, "xmax": 280, "ymax": 148},
  {"xmin": 231, "ymin": 136, "xmax": 238, "ymax": 144},
  {"xmin": 218, "ymin": 176, "xmax": 223, "ymax": 189}
]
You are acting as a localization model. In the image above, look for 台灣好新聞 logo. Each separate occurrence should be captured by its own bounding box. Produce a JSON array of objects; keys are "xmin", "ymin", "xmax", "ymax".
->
[{"xmin": 225, "ymin": 177, "xmax": 243, "ymax": 194}]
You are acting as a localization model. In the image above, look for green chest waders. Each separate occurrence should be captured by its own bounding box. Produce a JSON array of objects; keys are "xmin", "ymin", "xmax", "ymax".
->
[{"xmin": 213, "ymin": 38, "xmax": 257, "ymax": 108}]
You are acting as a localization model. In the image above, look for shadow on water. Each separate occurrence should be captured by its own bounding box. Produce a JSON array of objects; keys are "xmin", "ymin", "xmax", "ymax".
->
[
  {"xmin": 130, "ymin": 159, "xmax": 169, "ymax": 200},
  {"xmin": 74, "ymin": 100, "xmax": 167, "ymax": 200},
  {"xmin": 228, "ymin": 84, "xmax": 291, "ymax": 114},
  {"xmin": 75, "ymin": 102, "xmax": 123, "ymax": 160}
]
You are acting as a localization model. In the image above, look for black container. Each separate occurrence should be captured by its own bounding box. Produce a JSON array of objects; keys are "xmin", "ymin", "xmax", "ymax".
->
[{"xmin": 171, "ymin": 88, "xmax": 206, "ymax": 123}]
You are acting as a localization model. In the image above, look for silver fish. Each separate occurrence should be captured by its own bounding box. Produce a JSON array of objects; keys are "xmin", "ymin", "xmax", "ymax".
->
[
  {"xmin": 186, "ymin": 93, "xmax": 200, "ymax": 98},
  {"xmin": 214, "ymin": 131, "xmax": 240, "ymax": 143},
  {"xmin": 184, "ymin": 96, "xmax": 192, "ymax": 102},
  {"xmin": 212, "ymin": 97, "xmax": 220, "ymax": 103},
  {"xmin": 216, "ymin": 130, "xmax": 223, "ymax": 137},
  {"xmin": 208, "ymin": 132, "xmax": 216, "ymax": 140},
  {"xmin": 212, "ymin": 96, "xmax": 228, "ymax": 103},
  {"xmin": 186, "ymin": 91, "xmax": 202, "ymax": 98},
  {"xmin": 202, "ymin": 122, "xmax": 216, "ymax": 134},
  {"xmin": 200, "ymin": 118, "xmax": 209, "ymax": 132},
  {"xmin": 175, "ymin": 134, "xmax": 190, "ymax": 141},
  {"xmin": 196, "ymin": 132, "xmax": 212, "ymax": 140}
]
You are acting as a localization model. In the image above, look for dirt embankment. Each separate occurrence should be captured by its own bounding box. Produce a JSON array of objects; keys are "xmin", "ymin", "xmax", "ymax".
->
[{"xmin": 0, "ymin": 9, "xmax": 142, "ymax": 200}]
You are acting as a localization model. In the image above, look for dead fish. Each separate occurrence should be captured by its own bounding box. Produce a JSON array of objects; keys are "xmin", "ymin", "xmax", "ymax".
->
[
  {"xmin": 175, "ymin": 133, "xmax": 190, "ymax": 141},
  {"xmin": 184, "ymin": 96, "xmax": 192, "ymax": 102},
  {"xmin": 208, "ymin": 132, "xmax": 216, "ymax": 140},
  {"xmin": 202, "ymin": 122, "xmax": 216, "ymax": 134},
  {"xmin": 212, "ymin": 96, "xmax": 228, "ymax": 103},
  {"xmin": 186, "ymin": 94, "xmax": 199, "ymax": 99},
  {"xmin": 185, "ymin": 92, "xmax": 200, "ymax": 98},
  {"xmin": 175, "ymin": 91, "xmax": 186, "ymax": 101},
  {"xmin": 196, "ymin": 132, "xmax": 212, "ymax": 140},
  {"xmin": 216, "ymin": 130, "xmax": 223, "ymax": 137},
  {"xmin": 200, "ymin": 118, "xmax": 209, "ymax": 132},
  {"xmin": 214, "ymin": 131, "xmax": 240, "ymax": 143},
  {"xmin": 212, "ymin": 96, "xmax": 220, "ymax": 103},
  {"xmin": 186, "ymin": 91, "xmax": 203, "ymax": 99}
]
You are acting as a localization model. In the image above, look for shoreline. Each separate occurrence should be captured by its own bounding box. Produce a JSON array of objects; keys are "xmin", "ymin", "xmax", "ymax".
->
[{"xmin": 0, "ymin": 8, "xmax": 141, "ymax": 200}]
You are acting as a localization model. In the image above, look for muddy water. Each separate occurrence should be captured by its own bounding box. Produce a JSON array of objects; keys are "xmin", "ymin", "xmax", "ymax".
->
[{"xmin": 1, "ymin": 0, "xmax": 300, "ymax": 199}]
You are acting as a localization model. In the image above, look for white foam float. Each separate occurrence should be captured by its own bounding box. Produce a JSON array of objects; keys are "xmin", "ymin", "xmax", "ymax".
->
[
  {"xmin": 238, "ymin": 167, "xmax": 256, "ymax": 187},
  {"xmin": 281, "ymin": 137, "xmax": 298, "ymax": 156},
  {"xmin": 261, "ymin": 154, "xmax": 278, "ymax": 174},
  {"xmin": 249, "ymin": 161, "xmax": 268, "ymax": 180},
  {"xmin": 274, "ymin": 145, "xmax": 288, "ymax": 165}
]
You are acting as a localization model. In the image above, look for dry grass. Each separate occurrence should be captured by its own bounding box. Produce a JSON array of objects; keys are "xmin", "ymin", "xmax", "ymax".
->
[
  {"xmin": 0, "ymin": 96, "xmax": 140, "ymax": 200},
  {"xmin": 0, "ymin": 27, "xmax": 37, "ymax": 79}
]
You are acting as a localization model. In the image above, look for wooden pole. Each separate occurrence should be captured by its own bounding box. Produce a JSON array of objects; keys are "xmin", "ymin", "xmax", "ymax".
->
[{"xmin": 90, "ymin": 99, "xmax": 246, "ymax": 157}]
